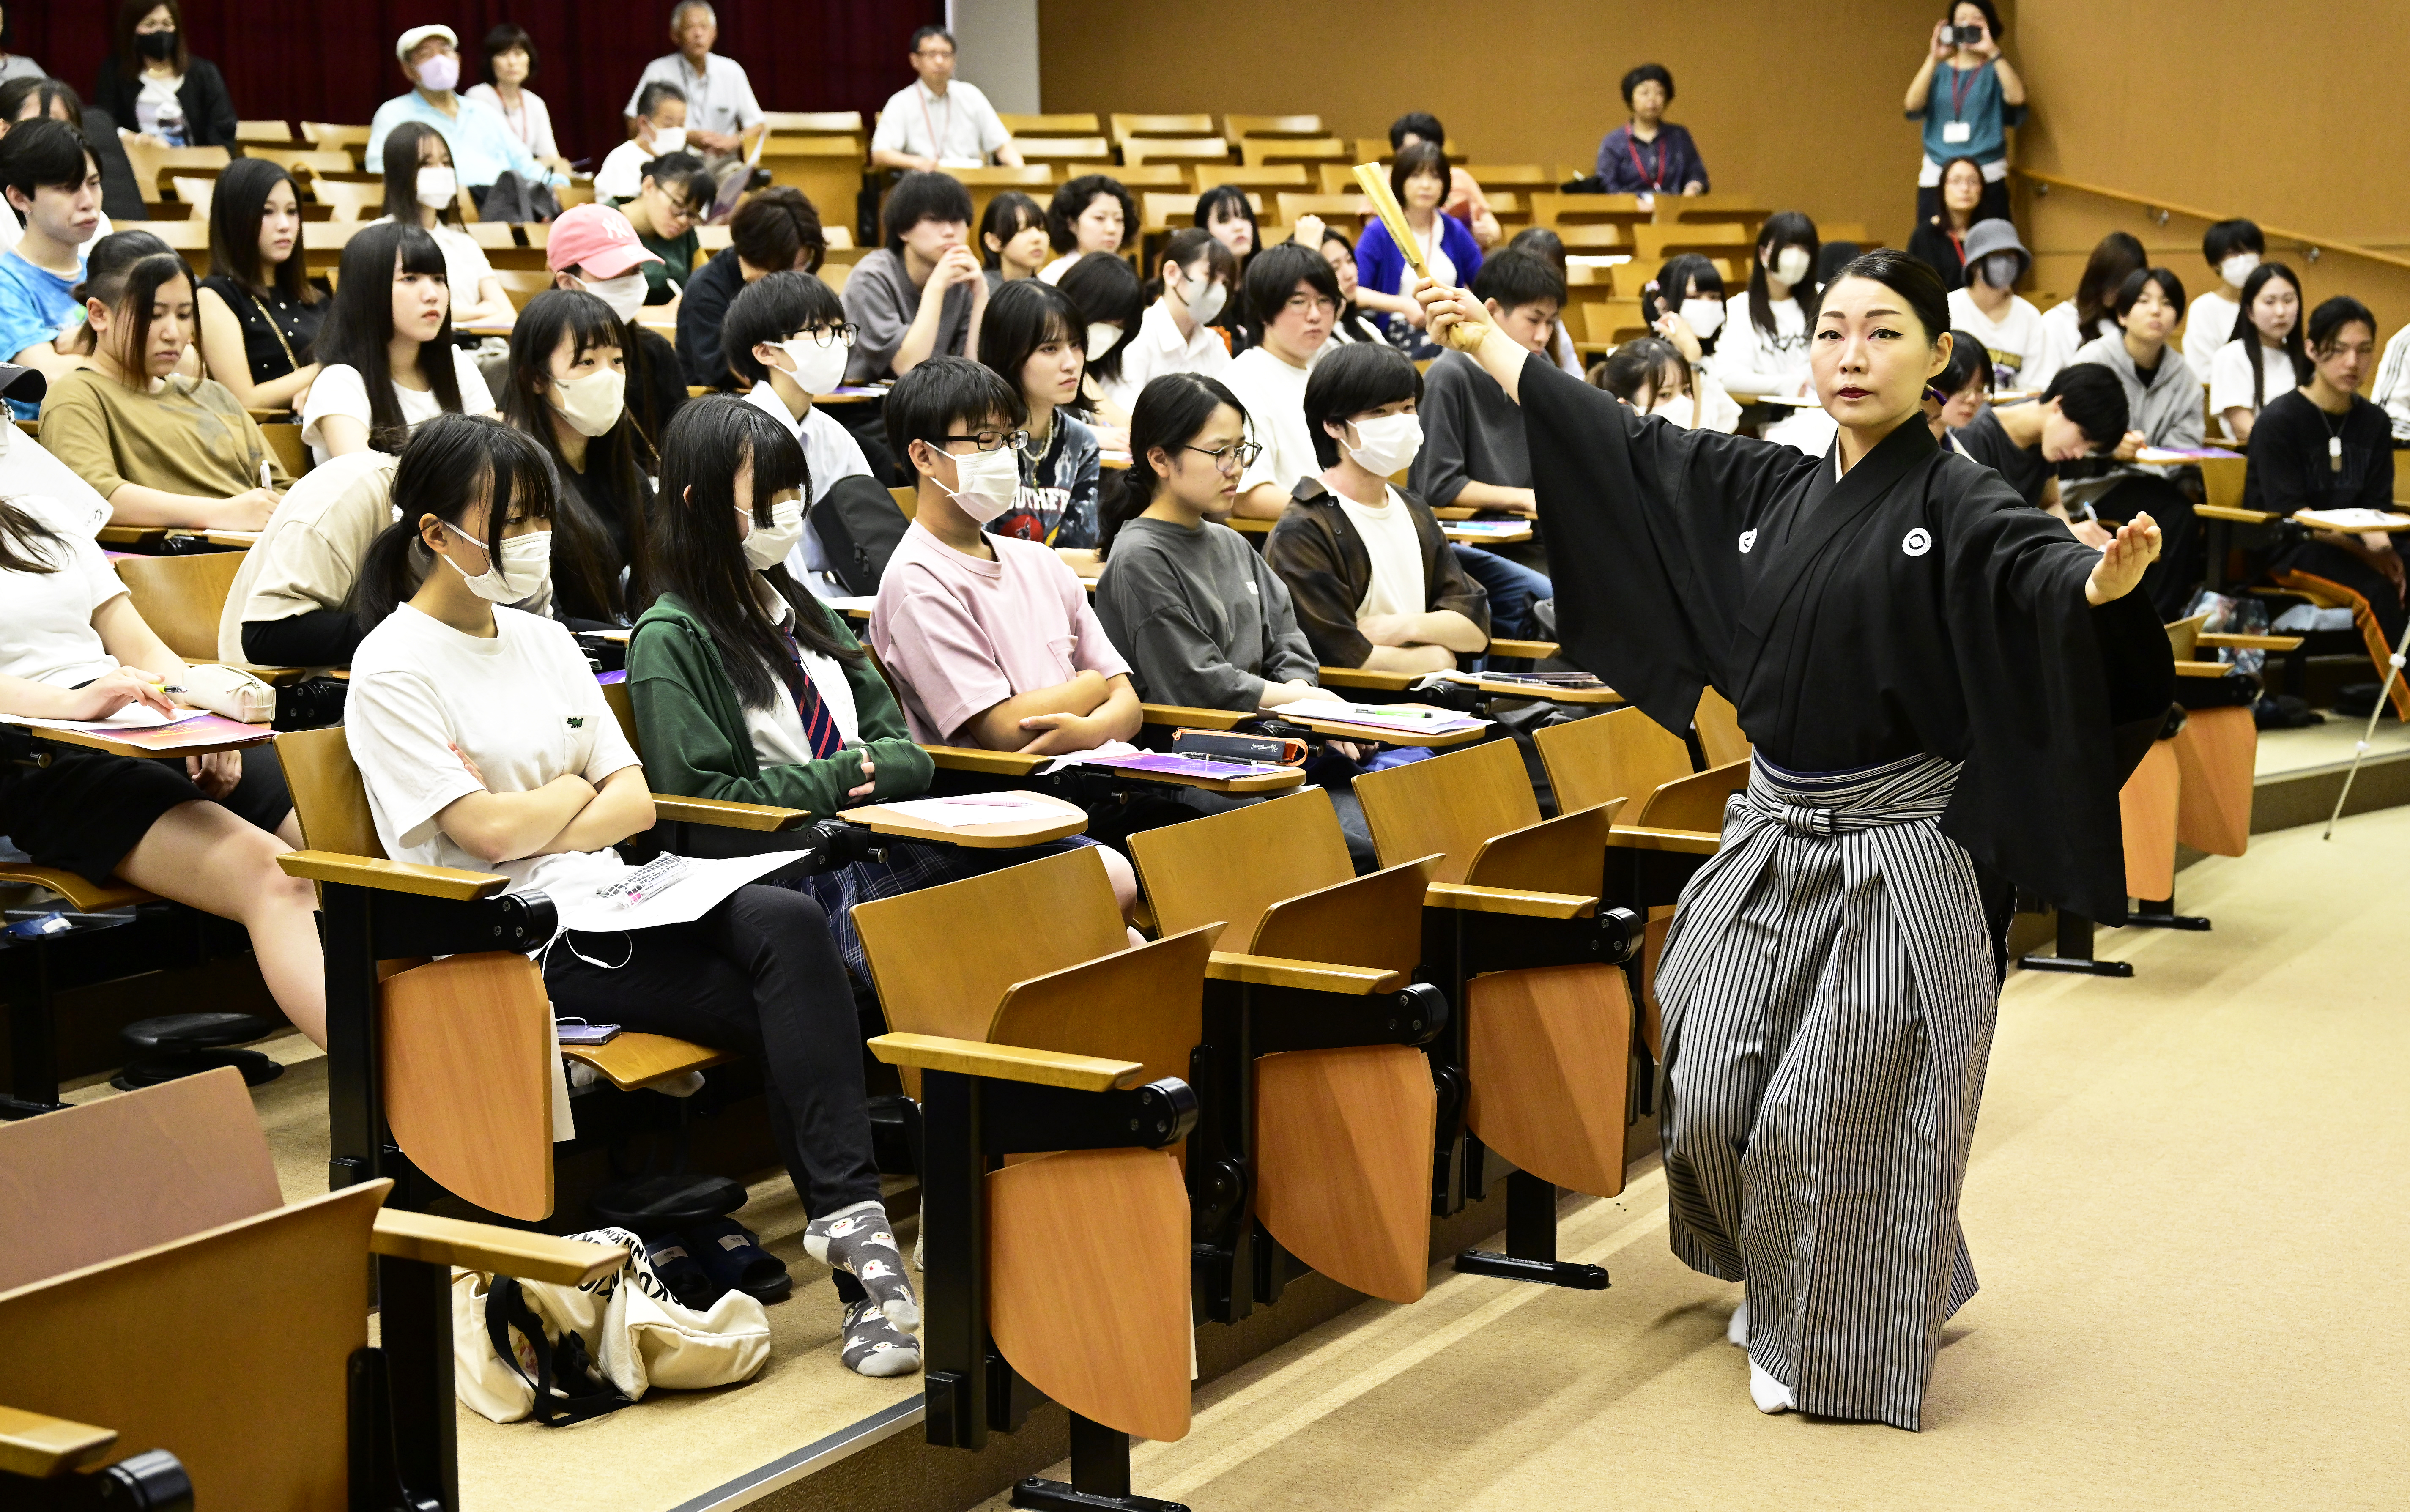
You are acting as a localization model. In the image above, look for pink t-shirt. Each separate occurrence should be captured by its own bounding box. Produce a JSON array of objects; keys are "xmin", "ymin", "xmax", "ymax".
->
[{"xmin": 870, "ymin": 521, "xmax": 1132, "ymax": 745}]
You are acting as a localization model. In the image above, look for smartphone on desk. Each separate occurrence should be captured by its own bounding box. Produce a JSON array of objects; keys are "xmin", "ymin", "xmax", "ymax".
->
[{"xmin": 556, "ymin": 1019, "xmax": 623, "ymax": 1046}]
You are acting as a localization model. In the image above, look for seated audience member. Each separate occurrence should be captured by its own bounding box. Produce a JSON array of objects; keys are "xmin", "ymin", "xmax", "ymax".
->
[
  {"xmin": 1592, "ymin": 333, "xmax": 1740, "ymax": 433},
  {"xmin": 93, "ymin": 0, "xmax": 236, "ymax": 149},
  {"xmin": 616, "ymin": 150, "xmax": 712, "ymax": 305},
  {"xmin": 2376, "ymin": 318, "xmax": 2410, "ymax": 445},
  {"xmin": 1926, "ymin": 324, "xmax": 1994, "ymax": 438},
  {"xmin": 870, "ymin": 24, "xmax": 1021, "ymax": 171},
  {"xmin": 1039, "ymin": 173, "xmax": 1134, "ymax": 285},
  {"xmin": 1413, "ymin": 249, "xmax": 1561, "ymax": 513},
  {"xmin": 597, "ymin": 81, "xmax": 688, "ymax": 202},
  {"xmin": 1646, "ymin": 252, "xmax": 1726, "ymax": 362},
  {"xmin": 1947, "ymin": 362, "xmax": 2128, "ymax": 521},
  {"xmin": 624, "ymin": 2, "xmax": 765, "ymax": 184},
  {"xmin": 301, "ymin": 221, "xmax": 498, "ymax": 465},
  {"xmin": 1196, "ymin": 185, "xmax": 1261, "ymax": 350},
  {"xmin": 1055, "ymin": 249, "xmax": 1144, "ymax": 431},
  {"xmin": 841, "ymin": 170, "xmax": 979, "ymax": 386},
  {"xmin": 195, "ymin": 158, "xmax": 323, "ymax": 412},
  {"xmin": 502, "ymin": 289, "xmax": 654, "ymax": 629},
  {"xmin": 1594, "ymin": 63, "xmax": 1708, "ymax": 196},
  {"xmin": 977, "ymin": 279, "xmax": 1101, "ymax": 548},
  {"xmin": 1350, "ymin": 142, "xmax": 1483, "ymax": 343},
  {"xmin": 40, "ymin": 231, "xmax": 287, "ymax": 528},
  {"xmin": 2184, "ymin": 218, "xmax": 2264, "ymax": 382},
  {"xmin": 344, "ymin": 412, "xmax": 918, "ymax": 1375},
  {"xmin": 1906, "ymin": 155, "xmax": 1985, "ymax": 292},
  {"xmin": 370, "ymin": 121, "xmax": 514, "ymax": 330},
  {"xmin": 462, "ymin": 23, "xmax": 557, "ymax": 162},
  {"xmin": 720, "ymin": 270, "xmax": 870, "ymax": 597},
  {"xmin": 0, "ymin": 476, "xmax": 324, "ymax": 1046},
  {"xmin": 2037, "ymin": 230, "xmax": 2144, "ymax": 382},
  {"xmin": 2068, "ymin": 266, "xmax": 2204, "ymax": 614},
  {"xmin": 2207, "ymin": 261, "xmax": 2306, "ymax": 446},
  {"xmin": 2244, "ymin": 296, "xmax": 2403, "ymax": 715},
  {"xmin": 546, "ymin": 203, "xmax": 685, "ymax": 446},
  {"xmin": 679, "ymin": 185, "xmax": 825, "ymax": 389},
  {"xmin": 1502, "ymin": 227, "xmax": 1583, "ymax": 374},
  {"xmin": 979, "ymin": 190, "xmax": 1049, "ymax": 289},
  {"xmin": 1225, "ymin": 242, "xmax": 1339, "ymax": 519},
  {"xmin": 367, "ymin": 25, "xmax": 559, "ymax": 209},
  {"xmin": 0, "ymin": 118, "xmax": 101, "ymax": 406},
  {"xmin": 1715, "ymin": 212, "xmax": 1825, "ymax": 447},
  {"xmin": 0, "ymin": 78, "xmax": 137, "ymax": 235},
  {"xmin": 1265, "ymin": 340, "xmax": 1488, "ymax": 673},
  {"xmin": 1947, "ymin": 218, "xmax": 2054, "ymax": 391},
  {"xmin": 1317, "ymin": 224, "xmax": 1387, "ymax": 348},
  {"xmin": 1389, "ymin": 112, "xmax": 1498, "ymax": 249},
  {"xmin": 1098, "ymin": 226, "xmax": 1235, "ymax": 414}
]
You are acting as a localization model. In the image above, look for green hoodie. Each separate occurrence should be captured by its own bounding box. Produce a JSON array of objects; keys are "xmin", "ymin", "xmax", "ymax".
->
[{"xmin": 626, "ymin": 591, "xmax": 933, "ymax": 817}]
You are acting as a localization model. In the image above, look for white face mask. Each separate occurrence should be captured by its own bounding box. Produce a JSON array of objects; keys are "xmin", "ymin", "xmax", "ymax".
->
[
  {"xmin": 930, "ymin": 444, "xmax": 1021, "ymax": 525},
  {"xmin": 741, "ymin": 495, "xmax": 805, "ymax": 570},
  {"xmin": 1772, "ymin": 247, "xmax": 1813, "ymax": 287},
  {"xmin": 2218, "ymin": 252, "xmax": 2260, "ymax": 290},
  {"xmin": 415, "ymin": 165, "xmax": 458, "ymax": 211},
  {"xmin": 415, "ymin": 53, "xmax": 460, "ymax": 93},
  {"xmin": 1678, "ymin": 297, "xmax": 1724, "ymax": 338},
  {"xmin": 441, "ymin": 522, "xmax": 551, "ymax": 603},
  {"xmin": 577, "ymin": 270, "xmax": 649, "ymax": 324},
  {"xmin": 1084, "ymin": 322, "xmax": 1124, "ymax": 360},
  {"xmin": 1176, "ymin": 271, "xmax": 1226, "ymax": 327},
  {"xmin": 1343, "ymin": 412, "xmax": 1423, "ymax": 477},
  {"xmin": 777, "ymin": 332, "xmax": 851, "ymax": 396},
  {"xmin": 548, "ymin": 367, "xmax": 625, "ymax": 438},
  {"xmin": 649, "ymin": 126, "xmax": 687, "ymax": 156}
]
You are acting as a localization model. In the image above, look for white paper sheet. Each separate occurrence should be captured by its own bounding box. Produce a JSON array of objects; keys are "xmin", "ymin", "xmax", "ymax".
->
[
  {"xmin": 1038, "ymin": 739, "xmax": 1141, "ymax": 775},
  {"xmin": 548, "ymin": 849, "xmax": 813, "ymax": 934}
]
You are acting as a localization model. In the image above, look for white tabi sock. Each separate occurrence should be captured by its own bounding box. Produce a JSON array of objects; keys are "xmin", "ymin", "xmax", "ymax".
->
[
  {"xmin": 1728, "ymin": 1298, "xmax": 1747, "ymax": 1348},
  {"xmin": 1749, "ymin": 1357, "xmax": 1795, "ymax": 1415}
]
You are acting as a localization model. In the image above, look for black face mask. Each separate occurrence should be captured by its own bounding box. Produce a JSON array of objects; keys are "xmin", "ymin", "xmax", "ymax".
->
[{"xmin": 136, "ymin": 30, "xmax": 180, "ymax": 61}]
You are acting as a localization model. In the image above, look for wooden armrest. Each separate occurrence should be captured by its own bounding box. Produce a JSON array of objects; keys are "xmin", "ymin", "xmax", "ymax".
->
[
  {"xmin": 1207, "ymin": 951, "xmax": 1404, "ymax": 994},
  {"xmin": 371, "ymin": 1208, "xmax": 626, "ymax": 1286},
  {"xmin": 0, "ymin": 864, "xmax": 153, "ymax": 912},
  {"xmin": 2173, "ymin": 660, "xmax": 2228, "ymax": 678},
  {"xmin": 2195, "ymin": 503, "xmax": 2279, "ymax": 525},
  {"xmin": 1608, "ymin": 824, "xmax": 1722, "ymax": 855},
  {"xmin": 277, "ymin": 850, "xmax": 507, "ymax": 901},
  {"xmin": 1487, "ymin": 637, "xmax": 1561, "ymax": 660},
  {"xmin": 650, "ymin": 794, "xmax": 809, "ymax": 832},
  {"xmin": 1318, "ymin": 666, "xmax": 1418, "ymax": 691},
  {"xmin": 0, "ymin": 1404, "xmax": 117, "ymax": 1479},
  {"xmin": 923, "ymin": 744, "xmax": 1048, "ymax": 776},
  {"xmin": 1139, "ymin": 703, "xmax": 1250, "ymax": 730},
  {"xmin": 1423, "ymin": 881, "xmax": 1597, "ymax": 919},
  {"xmin": 868, "ymin": 1030, "xmax": 1145, "ymax": 1092},
  {"xmin": 2197, "ymin": 632, "xmax": 2305, "ymax": 652}
]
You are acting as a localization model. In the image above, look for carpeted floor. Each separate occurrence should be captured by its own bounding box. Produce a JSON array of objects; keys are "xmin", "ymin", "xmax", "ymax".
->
[{"xmin": 981, "ymin": 803, "xmax": 2410, "ymax": 1512}]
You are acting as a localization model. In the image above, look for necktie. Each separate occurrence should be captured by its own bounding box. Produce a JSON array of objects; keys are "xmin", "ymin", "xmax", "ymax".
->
[{"xmin": 783, "ymin": 634, "xmax": 844, "ymax": 759}]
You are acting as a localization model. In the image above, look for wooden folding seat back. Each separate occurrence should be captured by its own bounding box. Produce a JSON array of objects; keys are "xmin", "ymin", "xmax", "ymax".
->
[
  {"xmin": 1534, "ymin": 705, "xmax": 1694, "ymax": 818},
  {"xmin": 111, "ymin": 551, "xmax": 245, "ymax": 663},
  {"xmin": 1636, "ymin": 760, "xmax": 1750, "ymax": 833}
]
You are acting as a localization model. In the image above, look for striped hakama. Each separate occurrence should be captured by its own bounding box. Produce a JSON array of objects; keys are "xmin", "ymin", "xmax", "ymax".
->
[{"xmin": 1655, "ymin": 751, "xmax": 1998, "ymax": 1431}]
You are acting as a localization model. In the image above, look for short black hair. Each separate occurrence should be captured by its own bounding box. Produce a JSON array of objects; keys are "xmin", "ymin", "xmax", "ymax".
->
[
  {"xmin": 1472, "ymin": 249, "xmax": 1565, "ymax": 314},
  {"xmin": 2111, "ymin": 266, "xmax": 2186, "ymax": 320},
  {"xmin": 0, "ymin": 120, "xmax": 96, "ymax": 225},
  {"xmin": 1620, "ymin": 63, "xmax": 1674, "ymax": 106},
  {"xmin": 1390, "ymin": 142, "xmax": 1449, "ymax": 210},
  {"xmin": 2202, "ymin": 219, "xmax": 2264, "ymax": 264},
  {"xmin": 1388, "ymin": 112, "xmax": 1444, "ymax": 151},
  {"xmin": 1046, "ymin": 173, "xmax": 1134, "ymax": 256},
  {"xmin": 1243, "ymin": 241, "xmax": 1340, "ymax": 332},
  {"xmin": 978, "ymin": 279, "xmax": 1082, "ymax": 399},
  {"xmin": 979, "ymin": 190, "xmax": 1046, "ymax": 269},
  {"xmin": 482, "ymin": 22, "xmax": 535, "ymax": 82},
  {"xmin": 1949, "ymin": 0, "xmax": 2006, "ymax": 38},
  {"xmin": 910, "ymin": 25, "xmax": 955, "ymax": 52},
  {"xmin": 720, "ymin": 270, "xmax": 848, "ymax": 386},
  {"xmin": 635, "ymin": 81, "xmax": 687, "ymax": 119},
  {"xmin": 1937, "ymin": 325, "xmax": 1994, "ymax": 396},
  {"xmin": 732, "ymin": 186, "xmax": 825, "ymax": 274},
  {"xmin": 1304, "ymin": 341, "xmax": 1422, "ymax": 469},
  {"xmin": 1506, "ymin": 226, "xmax": 1566, "ymax": 271},
  {"xmin": 885, "ymin": 357, "xmax": 1027, "ymax": 479},
  {"xmin": 1055, "ymin": 251, "xmax": 1146, "ymax": 380},
  {"xmin": 2041, "ymin": 363, "xmax": 2129, "ymax": 448},
  {"xmin": 882, "ymin": 170, "xmax": 973, "ymax": 253},
  {"xmin": 2307, "ymin": 294, "xmax": 2377, "ymax": 351}
]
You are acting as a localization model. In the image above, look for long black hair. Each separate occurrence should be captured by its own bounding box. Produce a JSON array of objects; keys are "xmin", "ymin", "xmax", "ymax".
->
[
  {"xmin": 1149, "ymin": 225, "xmax": 1237, "ymax": 301},
  {"xmin": 2222, "ymin": 260, "xmax": 2309, "ymax": 412},
  {"xmin": 977, "ymin": 278, "xmax": 1081, "ymax": 408},
  {"xmin": 1099, "ymin": 372, "xmax": 1246, "ymax": 559},
  {"xmin": 1056, "ymin": 251, "xmax": 1145, "ymax": 385},
  {"xmin": 208, "ymin": 157, "xmax": 322, "ymax": 307},
  {"xmin": 2073, "ymin": 231, "xmax": 2147, "ymax": 343},
  {"xmin": 648, "ymin": 396, "xmax": 858, "ymax": 713},
  {"xmin": 503, "ymin": 289, "xmax": 655, "ymax": 622},
  {"xmin": 314, "ymin": 221, "xmax": 462, "ymax": 452},
  {"xmin": 1746, "ymin": 211, "xmax": 1819, "ymax": 340},
  {"xmin": 1591, "ymin": 336, "xmax": 1687, "ymax": 406},
  {"xmin": 379, "ymin": 121, "xmax": 457, "ymax": 227},
  {"xmin": 350, "ymin": 416, "xmax": 559, "ymax": 630},
  {"xmin": 1648, "ymin": 252, "xmax": 1726, "ymax": 353},
  {"xmin": 112, "ymin": 0, "xmax": 189, "ymax": 76},
  {"xmin": 0, "ymin": 496, "xmax": 66, "ymax": 575},
  {"xmin": 71, "ymin": 230, "xmax": 188, "ymax": 381},
  {"xmin": 979, "ymin": 190, "xmax": 1046, "ymax": 271}
]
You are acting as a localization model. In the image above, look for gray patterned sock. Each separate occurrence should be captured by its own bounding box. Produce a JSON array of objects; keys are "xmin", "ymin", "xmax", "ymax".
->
[
  {"xmin": 805, "ymin": 1200, "xmax": 919, "ymax": 1332},
  {"xmin": 839, "ymin": 1298, "xmax": 921, "ymax": 1378}
]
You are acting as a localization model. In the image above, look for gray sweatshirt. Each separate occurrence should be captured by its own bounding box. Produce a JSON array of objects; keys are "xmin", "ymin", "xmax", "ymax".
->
[
  {"xmin": 1410, "ymin": 349, "xmax": 1530, "ymax": 505},
  {"xmin": 2063, "ymin": 332, "xmax": 2204, "ymax": 509},
  {"xmin": 1093, "ymin": 516, "xmax": 1318, "ymax": 709}
]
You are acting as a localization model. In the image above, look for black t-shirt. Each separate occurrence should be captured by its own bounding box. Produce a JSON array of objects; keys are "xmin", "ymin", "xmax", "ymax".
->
[
  {"xmin": 1948, "ymin": 406, "xmax": 2052, "ymax": 507},
  {"xmin": 2243, "ymin": 389, "xmax": 2395, "ymax": 516}
]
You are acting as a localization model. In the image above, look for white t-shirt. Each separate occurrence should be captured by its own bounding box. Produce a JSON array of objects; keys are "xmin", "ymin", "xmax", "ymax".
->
[
  {"xmin": 1947, "ymin": 288, "xmax": 2053, "ymax": 391},
  {"xmin": 345, "ymin": 604, "xmax": 642, "ymax": 898},
  {"xmin": 593, "ymin": 140, "xmax": 658, "ymax": 203},
  {"xmin": 1406, "ymin": 220, "xmax": 1455, "ymax": 294},
  {"xmin": 300, "ymin": 350, "xmax": 498, "ymax": 464},
  {"xmin": 2207, "ymin": 339, "xmax": 2300, "ymax": 422},
  {"xmin": 1226, "ymin": 345, "xmax": 1323, "ymax": 498},
  {"xmin": 367, "ymin": 219, "xmax": 496, "ymax": 311},
  {"xmin": 1707, "ymin": 294, "xmax": 1810, "ymax": 399},
  {"xmin": 0, "ymin": 496, "xmax": 127, "ymax": 688},
  {"xmin": 2183, "ymin": 289, "xmax": 2241, "ymax": 383},
  {"xmin": 0, "ymin": 423, "xmax": 111, "ymax": 535},
  {"xmin": 1100, "ymin": 300, "xmax": 1232, "ymax": 416},
  {"xmin": 1337, "ymin": 486, "xmax": 1426, "ymax": 619},
  {"xmin": 741, "ymin": 583, "xmax": 862, "ymax": 770},
  {"xmin": 740, "ymin": 382, "xmax": 874, "ymax": 598}
]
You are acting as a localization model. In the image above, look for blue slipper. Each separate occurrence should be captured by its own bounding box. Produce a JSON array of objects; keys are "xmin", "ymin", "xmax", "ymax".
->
[{"xmin": 683, "ymin": 1217, "xmax": 793, "ymax": 1304}]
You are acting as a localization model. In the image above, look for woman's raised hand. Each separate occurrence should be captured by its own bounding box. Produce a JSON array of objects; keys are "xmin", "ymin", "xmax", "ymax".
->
[
  {"xmin": 2084, "ymin": 512, "xmax": 2164, "ymax": 605},
  {"xmin": 1414, "ymin": 277, "xmax": 1490, "ymax": 352}
]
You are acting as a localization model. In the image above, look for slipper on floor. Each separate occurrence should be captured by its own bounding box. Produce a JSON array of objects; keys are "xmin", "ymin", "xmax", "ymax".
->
[
  {"xmin": 683, "ymin": 1216, "xmax": 793, "ymax": 1304},
  {"xmin": 642, "ymin": 1234, "xmax": 727, "ymax": 1313}
]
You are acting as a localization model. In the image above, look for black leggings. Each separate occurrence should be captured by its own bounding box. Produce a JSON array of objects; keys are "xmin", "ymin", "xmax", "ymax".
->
[{"xmin": 540, "ymin": 884, "xmax": 880, "ymax": 1223}]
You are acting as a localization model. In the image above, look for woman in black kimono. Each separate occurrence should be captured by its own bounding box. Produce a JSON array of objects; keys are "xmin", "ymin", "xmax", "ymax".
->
[{"xmin": 1418, "ymin": 251, "xmax": 2173, "ymax": 1431}]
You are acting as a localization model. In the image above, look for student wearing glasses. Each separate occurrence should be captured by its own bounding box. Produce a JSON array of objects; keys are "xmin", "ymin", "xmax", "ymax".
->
[
  {"xmin": 616, "ymin": 149, "xmax": 714, "ymax": 306},
  {"xmin": 1223, "ymin": 243, "xmax": 1339, "ymax": 520}
]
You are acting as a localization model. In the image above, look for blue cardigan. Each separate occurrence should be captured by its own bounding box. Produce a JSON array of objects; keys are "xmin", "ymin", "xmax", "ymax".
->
[{"xmin": 1353, "ymin": 214, "xmax": 1484, "ymax": 334}]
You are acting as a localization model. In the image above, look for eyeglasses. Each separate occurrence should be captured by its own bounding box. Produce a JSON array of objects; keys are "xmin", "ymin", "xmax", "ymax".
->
[
  {"xmin": 791, "ymin": 323, "xmax": 859, "ymax": 348},
  {"xmin": 940, "ymin": 429, "xmax": 1030, "ymax": 454},
  {"xmin": 1183, "ymin": 440, "xmax": 1262, "ymax": 473}
]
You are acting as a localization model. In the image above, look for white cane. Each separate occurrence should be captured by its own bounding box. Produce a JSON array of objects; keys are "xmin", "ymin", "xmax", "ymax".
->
[{"xmin": 2322, "ymin": 614, "xmax": 2410, "ymax": 840}]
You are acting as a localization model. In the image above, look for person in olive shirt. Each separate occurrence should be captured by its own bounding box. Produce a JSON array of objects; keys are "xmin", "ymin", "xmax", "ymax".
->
[{"xmin": 619, "ymin": 149, "xmax": 712, "ymax": 305}]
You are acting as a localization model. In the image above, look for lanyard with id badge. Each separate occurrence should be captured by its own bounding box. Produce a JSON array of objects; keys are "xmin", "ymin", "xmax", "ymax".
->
[{"xmin": 1942, "ymin": 64, "xmax": 1979, "ymax": 143}]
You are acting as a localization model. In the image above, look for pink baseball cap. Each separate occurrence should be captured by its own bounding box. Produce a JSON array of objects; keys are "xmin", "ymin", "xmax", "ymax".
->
[{"xmin": 546, "ymin": 204, "xmax": 663, "ymax": 280}]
